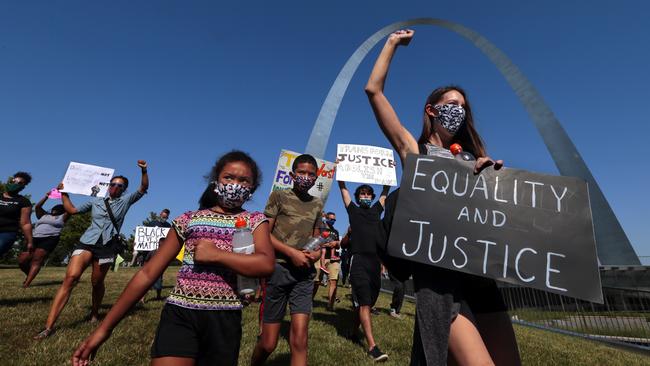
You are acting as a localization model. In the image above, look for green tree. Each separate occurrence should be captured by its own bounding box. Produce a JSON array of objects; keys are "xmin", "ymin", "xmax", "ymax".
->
[{"xmin": 142, "ymin": 211, "xmax": 164, "ymax": 226}]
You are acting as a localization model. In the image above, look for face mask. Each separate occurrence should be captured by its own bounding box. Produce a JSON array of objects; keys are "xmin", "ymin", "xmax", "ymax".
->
[
  {"xmin": 359, "ymin": 198, "xmax": 372, "ymax": 207},
  {"xmin": 326, "ymin": 219, "xmax": 336, "ymax": 227},
  {"xmin": 293, "ymin": 175, "xmax": 316, "ymax": 192},
  {"xmin": 5, "ymin": 183, "xmax": 24, "ymax": 194},
  {"xmin": 214, "ymin": 182, "xmax": 252, "ymax": 209},
  {"xmin": 433, "ymin": 104, "xmax": 466, "ymax": 135}
]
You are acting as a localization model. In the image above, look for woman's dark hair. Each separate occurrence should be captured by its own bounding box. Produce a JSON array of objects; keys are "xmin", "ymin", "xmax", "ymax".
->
[
  {"xmin": 354, "ymin": 184, "xmax": 375, "ymax": 203},
  {"xmin": 51, "ymin": 204, "xmax": 65, "ymax": 215},
  {"xmin": 111, "ymin": 175, "xmax": 129, "ymax": 189},
  {"xmin": 13, "ymin": 171, "xmax": 32, "ymax": 185},
  {"xmin": 417, "ymin": 86, "xmax": 486, "ymax": 158},
  {"xmin": 198, "ymin": 150, "xmax": 262, "ymax": 209}
]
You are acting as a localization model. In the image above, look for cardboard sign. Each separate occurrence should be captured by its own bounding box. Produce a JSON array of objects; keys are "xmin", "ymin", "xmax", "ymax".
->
[
  {"xmin": 270, "ymin": 149, "xmax": 336, "ymax": 202},
  {"xmin": 336, "ymin": 144, "xmax": 398, "ymax": 186},
  {"xmin": 60, "ymin": 162, "xmax": 114, "ymax": 198},
  {"xmin": 387, "ymin": 154, "xmax": 603, "ymax": 303},
  {"xmin": 133, "ymin": 226, "xmax": 170, "ymax": 251}
]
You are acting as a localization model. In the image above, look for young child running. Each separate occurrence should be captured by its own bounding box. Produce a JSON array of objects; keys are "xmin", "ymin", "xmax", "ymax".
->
[
  {"xmin": 338, "ymin": 181, "xmax": 390, "ymax": 362},
  {"xmin": 251, "ymin": 154, "xmax": 324, "ymax": 366},
  {"xmin": 72, "ymin": 151, "xmax": 275, "ymax": 366}
]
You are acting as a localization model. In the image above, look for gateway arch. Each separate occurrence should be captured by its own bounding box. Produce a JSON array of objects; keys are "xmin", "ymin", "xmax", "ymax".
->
[{"xmin": 305, "ymin": 18, "xmax": 639, "ymax": 265}]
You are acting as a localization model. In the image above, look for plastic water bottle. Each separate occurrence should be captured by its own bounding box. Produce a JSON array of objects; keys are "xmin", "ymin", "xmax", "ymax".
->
[
  {"xmin": 302, "ymin": 231, "xmax": 330, "ymax": 251},
  {"xmin": 450, "ymin": 143, "xmax": 475, "ymax": 161},
  {"xmin": 231, "ymin": 217, "xmax": 256, "ymax": 296}
]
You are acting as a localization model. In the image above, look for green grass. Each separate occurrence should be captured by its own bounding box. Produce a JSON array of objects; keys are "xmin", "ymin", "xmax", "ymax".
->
[
  {"xmin": 1, "ymin": 266, "xmax": 649, "ymax": 365},
  {"xmin": 511, "ymin": 309, "xmax": 650, "ymax": 338}
]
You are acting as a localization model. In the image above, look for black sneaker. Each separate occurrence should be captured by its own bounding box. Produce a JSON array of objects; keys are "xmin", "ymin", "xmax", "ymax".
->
[{"xmin": 368, "ymin": 345, "xmax": 388, "ymax": 362}]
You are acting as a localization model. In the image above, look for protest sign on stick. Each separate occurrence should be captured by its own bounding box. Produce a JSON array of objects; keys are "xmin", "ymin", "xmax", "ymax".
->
[
  {"xmin": 60, "ymin": 162, "xmax": 114, "ymax": 198},
  {"xmin": 387, "ymin": 154, "xmax": 603, "ymax": 303},
  {"xmin": 133, "ymin": 226, "xmax": 170, "ymax": 251},
  {"xmin": 336, "ymin": 144, "xmax": 398, "ymax": 186},
  {"xmin": 270, "ymin": 149, "xmax": 336, "ymax": 202}
]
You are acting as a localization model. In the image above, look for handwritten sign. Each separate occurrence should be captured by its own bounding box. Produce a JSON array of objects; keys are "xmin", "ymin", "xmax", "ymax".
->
[
  {"xmin": 133, "ymin": 226, "xmax": 170, "ymax": 251},
  {"xmin": 336, "ymin": 144, "xmax": 397, "ymax": 186},
  {"xmin": 387, "ymin": 154, "xmax": 602, "ymax": 303},
  {"xmin": 270, "ymin": 149, "xmax": 336, "ymax": 202},
  {"xmin": 60, "ymin": 162, "xmax": 114, "ymax": 198}
]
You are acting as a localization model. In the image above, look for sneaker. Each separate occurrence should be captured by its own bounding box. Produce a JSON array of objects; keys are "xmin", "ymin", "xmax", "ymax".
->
[
  {"xmin": 368, "ymin": 345, "xmax": 388, "ymax": 362},
  {"xmin": 389, "ymin": 308, "xmax": 402, "ymax": 319},
  {"xmin": 371, "ymin": 307, "xmax": 380, "ymax": 315}
]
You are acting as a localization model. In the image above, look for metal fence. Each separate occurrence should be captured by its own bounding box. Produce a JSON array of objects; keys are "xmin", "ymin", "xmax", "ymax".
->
[{"xmin": 380, "ymin": 266, "xmax": 650, "ymax": 351}]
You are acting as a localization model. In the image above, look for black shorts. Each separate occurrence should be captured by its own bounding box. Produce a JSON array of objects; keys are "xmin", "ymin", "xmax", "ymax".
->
[
  {"xmin": 150, "ymin": 303, "xmax": 242, "ymax": 366},
  {"xmin": 71, "ymin": 238, "xmax": 119, "ymax": 265},
  {"xmin": 33, "ymin": 236, "xmax": 60, "ymax": 252},
  {"xmin": 349, "ymin": 254, "xmax": 381, "ymax": 307},
  {"xmin": 262, "ymin": 263, "xmax": 315, "ymax": 323}
]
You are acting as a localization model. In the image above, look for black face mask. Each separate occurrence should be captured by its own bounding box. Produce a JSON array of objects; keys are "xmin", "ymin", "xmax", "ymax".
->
[{"xmin": 5, "ymin": 183, "xmax": 25, "ymax": 194}]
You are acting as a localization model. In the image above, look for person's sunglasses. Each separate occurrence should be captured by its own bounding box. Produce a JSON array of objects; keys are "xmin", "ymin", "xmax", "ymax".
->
[{"xmin": 109, "ymin": 183, "xmax": 125, "ymax": 188}]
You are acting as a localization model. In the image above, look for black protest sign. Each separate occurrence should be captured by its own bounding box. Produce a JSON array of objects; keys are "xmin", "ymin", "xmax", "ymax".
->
[
  {"xmin": 134, "ymin": 226, "xmax": 170, "ymax": 251},
  {"xmin": 387, "ymin": 154, "xmax": 602, "ymax": 303}
]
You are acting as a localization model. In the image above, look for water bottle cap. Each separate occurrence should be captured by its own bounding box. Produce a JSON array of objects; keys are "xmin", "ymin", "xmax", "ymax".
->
[
  {"xmin": 235, "ymin": 217, "xmax": 247, "ymax": 228},
  {"xmin": 450, "ymin": 143, "xmax": 463, "ymax": 155}
]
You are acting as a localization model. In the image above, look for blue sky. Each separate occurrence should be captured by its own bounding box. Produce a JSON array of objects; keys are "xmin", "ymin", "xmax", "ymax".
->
[{"xmin": 1, "ymin": 1, "xmax": 648, "ymax": 260}]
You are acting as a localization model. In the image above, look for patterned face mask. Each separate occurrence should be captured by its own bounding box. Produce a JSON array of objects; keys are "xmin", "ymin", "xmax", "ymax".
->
[
  {"xmin": 293, "ymin": 175, "xmax": 316, "ymax": 192},
  {"xmin": 358, "ymin": 198, "xmax": 372, "ymax": 207},
  {"xmin": 213, "ymin": 182, "xmax": 252, "ymax": 209},
  {"xmin": 433, "ymin": 104, "xmax": 466, "ymax": 135}
]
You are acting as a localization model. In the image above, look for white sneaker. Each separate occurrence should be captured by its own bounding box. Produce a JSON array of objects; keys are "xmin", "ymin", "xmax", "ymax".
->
[{"xmin": 389, "ymin": 309, "xmax": 402, "ymax": 319}]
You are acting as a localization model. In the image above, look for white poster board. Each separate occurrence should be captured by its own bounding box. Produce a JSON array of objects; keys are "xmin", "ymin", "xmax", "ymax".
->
[
  {"xmin": 336, "ymin": 144, "xmax": 398, "ymax": 186},
  {"xmin": 270, "ymin": 149, "xmax": 336, "ymax": 202},
  {"xmin": 133, "ymin": 226, "xmax": 170, "ymax": 251},
  {"xmin": 60, "ymin": 162, "xmax": 115, "ymax": 197}
]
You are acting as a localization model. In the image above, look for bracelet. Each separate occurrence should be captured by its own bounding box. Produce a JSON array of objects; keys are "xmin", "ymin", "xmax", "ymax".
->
[{"xmin": 141, "ymin": 169, "xmax": 148, "ymax": 173}]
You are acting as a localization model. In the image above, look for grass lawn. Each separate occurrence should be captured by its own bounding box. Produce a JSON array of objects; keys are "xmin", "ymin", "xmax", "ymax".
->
[{"xmin": 1, "ymin": 266, "xmax": 648, "ymax": 365}]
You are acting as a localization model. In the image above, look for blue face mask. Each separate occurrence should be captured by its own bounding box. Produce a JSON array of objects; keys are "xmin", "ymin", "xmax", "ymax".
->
[
  {"xmin": 359, "ymin": 198, "xmax": 372, "ymax": 207},
  {"xmin": 326, "ymin": 219, "xmax": 336, "ymax": 226}
]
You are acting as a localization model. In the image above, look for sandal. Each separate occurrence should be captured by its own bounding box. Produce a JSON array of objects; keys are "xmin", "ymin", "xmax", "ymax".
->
[{"xmin": 33, "ymin": 328, "xmax": 53, "ymax": 340}]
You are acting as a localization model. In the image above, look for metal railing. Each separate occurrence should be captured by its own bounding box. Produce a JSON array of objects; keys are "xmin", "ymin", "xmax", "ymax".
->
[{"xmin": 380, "ymin": 267, "xmax": 650, "ymax": 351}]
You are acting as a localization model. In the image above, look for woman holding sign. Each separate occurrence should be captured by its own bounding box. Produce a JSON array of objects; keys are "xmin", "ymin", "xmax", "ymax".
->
[
  {"xmin": 365, "ymin": 30, "xmax": 520, "ymax": 365},
  {"xmin": 34, "ymin": 161, "xmax": 148, "ymax": 339}
]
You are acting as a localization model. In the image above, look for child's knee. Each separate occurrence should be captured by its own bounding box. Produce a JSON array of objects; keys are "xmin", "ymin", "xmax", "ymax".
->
[
  {"xmin": 289, "ymin": 330, "xmax": 308, "ymax": 351},
  {"xmin": 259, "ymin": 333, "xmax": 279, "ymax": 353}
]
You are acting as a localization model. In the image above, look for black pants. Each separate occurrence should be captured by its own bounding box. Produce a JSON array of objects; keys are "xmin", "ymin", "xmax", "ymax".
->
[{"xmin": 389, "ymin": 272, "xmax": 405, "ymax": 313}]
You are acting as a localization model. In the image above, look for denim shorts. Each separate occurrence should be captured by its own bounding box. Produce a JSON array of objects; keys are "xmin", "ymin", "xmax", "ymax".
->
[{"xmin": 0, "ymin": 231, "xmax": 18, "ymax": 257}]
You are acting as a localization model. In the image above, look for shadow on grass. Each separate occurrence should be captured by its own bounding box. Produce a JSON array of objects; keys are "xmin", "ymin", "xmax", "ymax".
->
[
  {"xmin": 266, "ymin": 352, "xmax": 291, "ymax": 365},
  {"xmin": 0, "ymin": 296, "xmax": 52, "ymax": 307},
  {"xmin": 25, "ymin": 280, "xmax": 61, "ymax": 287},
  {"xmin": 311, "ymin": 299, "xmax": 360, "ymax": 342},
  {"xmin": 62, "ymin": 302, "xmax": 153, "ymax": 329}
]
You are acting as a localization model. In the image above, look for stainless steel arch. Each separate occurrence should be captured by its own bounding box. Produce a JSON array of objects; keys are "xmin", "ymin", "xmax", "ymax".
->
[{"xmin": 305, "ymin": 18, "xmax": 639, "ymax": 265}]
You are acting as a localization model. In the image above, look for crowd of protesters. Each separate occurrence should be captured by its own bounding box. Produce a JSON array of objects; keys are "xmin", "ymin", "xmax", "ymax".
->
[{"xmin": 1, "ymin": 29, "xmax": 521, "ymax": 366}]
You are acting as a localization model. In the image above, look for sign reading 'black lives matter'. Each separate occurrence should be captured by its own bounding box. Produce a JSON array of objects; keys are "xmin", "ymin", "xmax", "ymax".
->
[{"xmin": 387, "ymin": 154, "xmax": 603, "ymax": 303}]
